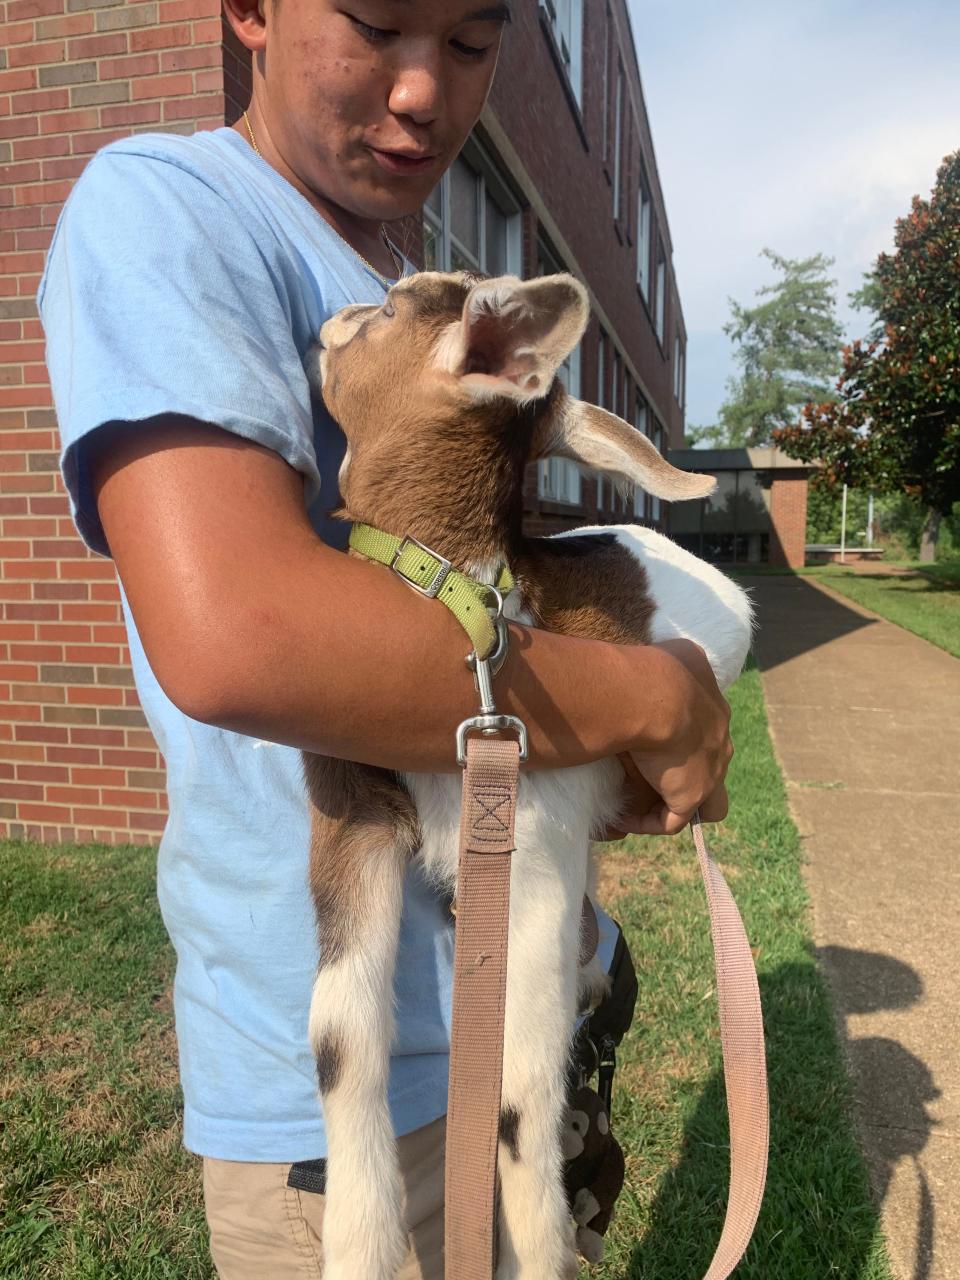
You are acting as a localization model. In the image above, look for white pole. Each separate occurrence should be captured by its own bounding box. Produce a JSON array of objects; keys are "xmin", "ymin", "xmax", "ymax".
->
[
  {"xmin": 867, "ymin": 492, "xmax": 874, "ymax": 547},
  {"xmin": 840, "ymin": 484, "xmax": 848, "ymax": 563}
]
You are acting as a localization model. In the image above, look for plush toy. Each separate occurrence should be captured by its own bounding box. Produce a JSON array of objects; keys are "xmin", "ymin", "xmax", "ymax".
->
[{"xmin": 562, "ymin": 1084, "xmax": 626, "ymax": 1263}]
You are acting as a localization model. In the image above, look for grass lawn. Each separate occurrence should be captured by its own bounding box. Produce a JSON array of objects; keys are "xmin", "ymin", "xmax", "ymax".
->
[
  {"xmin": 1, "ymin": 663, "xmax": 891, "ymax": 1279},
  {"xmin": 802, "ymin": 563, "xmax": 959, "ymax": 659},
  {"xmin": 727, "ymin": 559, "xmax": 960, "ymax": 659}
]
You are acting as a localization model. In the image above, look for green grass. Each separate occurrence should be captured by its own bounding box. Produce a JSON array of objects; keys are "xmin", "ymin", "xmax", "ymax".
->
[
  {"xmin": 799, "ymin": 564, "xmax": 958, "ymax": 658},
  {"xmin": 911, "ymin": 558, "xmax": 960, "ymax": 586},
  {"xmin": 1, "ymin": 668, "xmax": 892, "ymax": 1278},
  {"xmin": 585, "ymin": 661, "xmax": 891, "ymax": 1279},
  {"xmin": 0, "ymin": 844, "xmax": 211, "ymax": 1279}
]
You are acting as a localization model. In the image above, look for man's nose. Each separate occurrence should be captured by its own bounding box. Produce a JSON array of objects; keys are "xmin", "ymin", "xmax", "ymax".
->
[{"xmin": 388, "ymin": 51, "xmax": 445, "ymax": 125}]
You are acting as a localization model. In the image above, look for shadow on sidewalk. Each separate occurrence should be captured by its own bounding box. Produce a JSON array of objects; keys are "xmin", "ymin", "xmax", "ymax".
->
[
  {"xmin": 737, "ymin": 574, "xmax": 880, "ymax": 674},
  {"xmin": 622, "ymin": 948, "xmax": 938, "ymax": 1279},
  {"xmin": 820, "ymin": 946, "xmax": 941, "ymax": 1280}
]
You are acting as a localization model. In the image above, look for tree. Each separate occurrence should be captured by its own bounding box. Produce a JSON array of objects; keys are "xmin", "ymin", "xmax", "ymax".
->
[
  {"xmin": 710, "ymin": 249, "xmax": 844, "ymax": 447},
  {"xmin": 776, "ymin": 151, "xmax": 960, "ymax": 561}
]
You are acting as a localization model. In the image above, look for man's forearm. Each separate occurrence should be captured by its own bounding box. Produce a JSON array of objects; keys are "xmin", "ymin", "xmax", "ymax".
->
[{"xmin": 198, "ymin": 539, "xmax": 673, "ymax": 774}]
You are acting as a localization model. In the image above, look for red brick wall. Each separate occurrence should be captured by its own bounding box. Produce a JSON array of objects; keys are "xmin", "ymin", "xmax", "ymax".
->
[
  {"xmin": 769, "ymin": 471, "xmax": 809, "ymax": 569},
  {"xmin": 1, "ymin": 0, "xmax": 230, "ymax": 847}
]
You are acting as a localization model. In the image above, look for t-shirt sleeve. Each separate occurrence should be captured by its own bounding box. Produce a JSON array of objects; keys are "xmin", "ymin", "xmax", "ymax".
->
[{"xmin": 37, "ymin": 147, "xmax": 322, "ymax": 558}]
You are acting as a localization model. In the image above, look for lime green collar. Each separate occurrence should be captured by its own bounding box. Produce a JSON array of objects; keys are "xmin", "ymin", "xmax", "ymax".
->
[{"xmin": 349, "ymin": 522, "xmax": 515, "ymax": 660}]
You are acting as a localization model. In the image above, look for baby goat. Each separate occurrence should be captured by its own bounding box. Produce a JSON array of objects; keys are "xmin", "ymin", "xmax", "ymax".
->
[{"xmin": 304, "ymin": 271, "xmax": 754, "ymax": 1280}]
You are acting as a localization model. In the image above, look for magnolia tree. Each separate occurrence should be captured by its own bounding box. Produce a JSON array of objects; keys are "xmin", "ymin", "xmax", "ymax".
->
[{"xmin": 775, "ymin": 151, "xmax": 960, "ymax": 561}]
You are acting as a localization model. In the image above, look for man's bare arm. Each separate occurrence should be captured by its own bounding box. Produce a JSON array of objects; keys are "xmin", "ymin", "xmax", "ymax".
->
[{"xmin": 92, "ymin": 417, "xmax": 731, "ymax": 822}]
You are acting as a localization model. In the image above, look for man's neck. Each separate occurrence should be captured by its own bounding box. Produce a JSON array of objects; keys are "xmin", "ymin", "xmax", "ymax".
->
[{"xmin": 230, "ymin": 120, "xmax": 400, "ymax": 280}]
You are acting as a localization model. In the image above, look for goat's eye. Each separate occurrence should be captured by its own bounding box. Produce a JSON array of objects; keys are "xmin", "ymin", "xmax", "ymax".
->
[{"xmin": 382, "ymin": 300, "xmax": 396, "ymax": 318}]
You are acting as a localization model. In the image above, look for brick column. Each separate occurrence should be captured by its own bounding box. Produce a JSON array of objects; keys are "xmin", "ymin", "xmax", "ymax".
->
[
  {"xmin": 1, "ymin": 1, "xmax": 245, "ymax": 846},
  {"xmin": 769, "ymin": 470, "xmax": 809, "ymax": 569}
]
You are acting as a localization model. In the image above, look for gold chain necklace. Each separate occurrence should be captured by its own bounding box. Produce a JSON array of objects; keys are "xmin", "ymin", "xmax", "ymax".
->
[{"xmin": 242, "ymin": 109, "xmax": 402, "ymax": 287}]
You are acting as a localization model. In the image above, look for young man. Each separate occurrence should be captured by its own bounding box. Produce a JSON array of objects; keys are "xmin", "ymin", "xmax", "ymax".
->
[{"xmin": 37, "ymin": 2, "xmax": 732, "ymax": 1275}]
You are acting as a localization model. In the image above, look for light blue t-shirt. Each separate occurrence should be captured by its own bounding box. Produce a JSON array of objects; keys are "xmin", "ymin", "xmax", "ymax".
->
[{"xmin": 36, "ymin": 125, "xmax": 618, "ymax": 1161}]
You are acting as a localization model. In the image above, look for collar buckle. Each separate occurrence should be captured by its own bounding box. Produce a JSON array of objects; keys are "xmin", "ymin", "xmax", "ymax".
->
[{"xmin": 390, "ymin": 536, "xmax": 453, "ymax": 599}]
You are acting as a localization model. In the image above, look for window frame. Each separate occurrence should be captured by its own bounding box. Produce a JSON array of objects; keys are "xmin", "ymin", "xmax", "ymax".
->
[
  {"xmin": 612, "ymin": 60, "xmax": 623, "ymax": 221},
  {"xmin": 537, "ymin": 235, "xmax": 583, "ymax": 506},
  {"xmin": 674, "ymin": 334, "xmax": 686, "ymax": 409},
  {"xmin": 632, "ymin": 394, "xmax": 649, "ymax": 519},
  {"xmin": 636, "ymin": 180, "xmax": 652, "ymax": 302},
  {"xmin": 422, "ymin": 135, "xmax": 523, "ymax": 277},
  {"xmin": 654, "ymin": 247, "xmax": 667, "ymax": 346},
  {"xmin": 539, "ymin": 0, "xmax": 585, "ymax": 108}
]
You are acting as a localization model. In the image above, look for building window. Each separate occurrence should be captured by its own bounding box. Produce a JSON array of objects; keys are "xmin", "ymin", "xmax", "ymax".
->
[
  {"xmin": 602, "ymin": 5, "xmax": 610, "ymax": 163},
  {"xmin": 655, "ymin": 249, "xmax": 666, "ymax": 345},
  {"xmin": 594, "ymin": 329, "xmax": 607, "ymax": 508},
  {"xmin": 650, "ymin": 420, "xmax": 664, "ymax": 523},
  {"xmin": 612, "ymin": 350, "xmax": 622, "ymax": 416},
  {"xmin": 636, "ymin": 181, "xmax": 651, "ymax": 301},
  {"xmin": 537, "ymin": 236, "xmax": 582, "ymax": 506},
  {"xmin": 632, "ymin": 395, "xmax": 648, "ymax": 518},
  {"xmin": 669, "ymin": 469, "xmax": 772, "ymax": 563},
  {"xmin": 423, "ymin": 138, "xmax": 522, "ymax": 276},
  {"xmin": 612, "ymin": 62, "xmax": 623, "ymax": 220},
  {"xmin": 674, "ymin": 335, "xmax": 686, "ymax": 409},
  {"xmin": 540, "ymin": 0, "xmax": 584, "ymax": 107}
]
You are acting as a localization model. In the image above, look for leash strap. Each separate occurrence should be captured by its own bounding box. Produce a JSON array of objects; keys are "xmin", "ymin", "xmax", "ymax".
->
[
  {"xmin": 445, "ymin": 734, "xmax": 520, "ymax": 1280},
  {"xmin": 691, "ymin": 811, "xmax": 769, "ymax": 1279}
]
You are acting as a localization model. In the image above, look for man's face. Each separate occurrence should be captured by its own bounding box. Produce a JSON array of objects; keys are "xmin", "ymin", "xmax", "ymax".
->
[{"xmin": 261, "ymin": 0, "xmax": 509, "ymax": 220}]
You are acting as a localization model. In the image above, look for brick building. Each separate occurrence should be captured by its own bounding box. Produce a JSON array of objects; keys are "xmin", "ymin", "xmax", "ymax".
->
[
  {"xmin": 667, "ymin": 447, "xmax": 814, "ymax": 570},
  {"xmin": 1, "ymin": 0, "xmax": 688, "ymax": 845}
]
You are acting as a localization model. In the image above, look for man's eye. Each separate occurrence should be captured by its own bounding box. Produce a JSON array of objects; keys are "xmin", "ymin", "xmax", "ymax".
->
[
  {"xmin": 350, "ymin": 17, "xmax": 394, "ymax": 42},
  {"xmin": 349, "ymin": 16, "xmax": 490, "ymax": 60},
  {"xmin": 451, "ymin": 40, "xmax": 490, "ymax": 60}
]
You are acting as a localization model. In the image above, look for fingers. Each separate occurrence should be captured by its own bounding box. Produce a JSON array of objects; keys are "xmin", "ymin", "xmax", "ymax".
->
[
  {"xmin": 698, "ymin": 783, "xmax": 729, "ymax": 824},
  {"xmin": 611, "ymin": 783, "xmax": 729, "ymax": 839},
  {"xmin": 630, "ymin": 804, "xmax": 695, "ymax": 837}
]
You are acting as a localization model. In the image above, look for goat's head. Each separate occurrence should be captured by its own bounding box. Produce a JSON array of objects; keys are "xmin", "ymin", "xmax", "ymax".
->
[{"xmin": 313, "ymin": 270, "xmax": 715, "ymax": 564}]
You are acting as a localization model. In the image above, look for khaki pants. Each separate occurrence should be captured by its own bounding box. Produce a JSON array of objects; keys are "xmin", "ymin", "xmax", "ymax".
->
[{"xmin": 203, "ymin": 1115, "xmax": 446, "ymax": 1279}]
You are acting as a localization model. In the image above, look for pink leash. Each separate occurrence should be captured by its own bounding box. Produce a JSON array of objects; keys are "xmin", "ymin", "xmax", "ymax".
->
[{"xmin": 690, "ymin": 811, "xmax": 769, "ymax": 1278}]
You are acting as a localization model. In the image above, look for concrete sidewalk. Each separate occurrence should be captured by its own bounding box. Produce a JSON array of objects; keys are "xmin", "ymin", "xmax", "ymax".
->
[{"xmin": 742, "ymin": 573, "xmax": 960, "ymax": 1280}]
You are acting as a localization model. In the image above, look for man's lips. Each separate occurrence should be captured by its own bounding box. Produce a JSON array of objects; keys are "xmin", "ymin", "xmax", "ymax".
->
[{"xmin": 368, "ymin": 146, "xmax": 439, "ymax": 175}]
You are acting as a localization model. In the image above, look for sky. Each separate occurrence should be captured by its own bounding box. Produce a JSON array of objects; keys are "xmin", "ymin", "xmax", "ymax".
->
[{"xmin": 625, "ymin": 0, "xmax": 960, "ymax": 433}]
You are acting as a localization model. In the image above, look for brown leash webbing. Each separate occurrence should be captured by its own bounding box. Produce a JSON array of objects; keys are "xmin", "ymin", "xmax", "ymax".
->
[
  {"xmin": 444, "ymin": 735, "xmax": 519, "ymax": 1280},
  {"xmin": 444, "ymin": 739, "xmax": 769, "ymax": 1280}
]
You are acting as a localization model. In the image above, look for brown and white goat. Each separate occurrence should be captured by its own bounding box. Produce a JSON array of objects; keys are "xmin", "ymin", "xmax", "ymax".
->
[{"xmin": 303, "ymin": 271, "xmax": 754, "ymax": 1280}]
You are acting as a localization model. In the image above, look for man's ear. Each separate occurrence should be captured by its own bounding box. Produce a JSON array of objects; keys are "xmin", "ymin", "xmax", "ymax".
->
[
  {"xmin": 441, "ymin": 273, "xmax": 590, "ymax": 404},
  {"xmin": 537, "ymin": 399, "xmax": 718, "ymax": 501}
]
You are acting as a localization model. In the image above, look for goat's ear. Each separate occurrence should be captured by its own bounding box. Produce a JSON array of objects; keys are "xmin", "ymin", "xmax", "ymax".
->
[
  {"xmin": 443, "ymin": 273, "xmax": 590, "ymax": 404},
  {"xmin": 537, "ymin": 400, "xmax": 718, "ymax": 501}
]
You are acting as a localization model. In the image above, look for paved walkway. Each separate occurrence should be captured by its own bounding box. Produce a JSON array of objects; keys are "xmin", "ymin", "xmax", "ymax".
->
[{"xmin": 742, "ymin": 574, "xmax": 960, "ymax": 1280}]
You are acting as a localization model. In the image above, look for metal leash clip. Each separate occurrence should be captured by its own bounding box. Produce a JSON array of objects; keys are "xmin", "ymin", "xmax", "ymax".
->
[{"xmin": 455, "ymin": 587, "xmax": 528, "ymax": 767}]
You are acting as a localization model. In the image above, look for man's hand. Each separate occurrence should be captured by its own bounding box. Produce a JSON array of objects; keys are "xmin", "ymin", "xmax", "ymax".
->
[{"xmin": 597, "ymin": 639, "xmax": 733, "ymax": 839}]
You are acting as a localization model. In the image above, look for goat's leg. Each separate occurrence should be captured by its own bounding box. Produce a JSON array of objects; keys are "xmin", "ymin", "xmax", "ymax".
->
[
  {"xmin": 308, "ymin": 830, "xmax": 410, "ymax": 1280},
  {"xmin": 493, "ymin": 823, "xmax": 586, "ymax": 1280}
]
